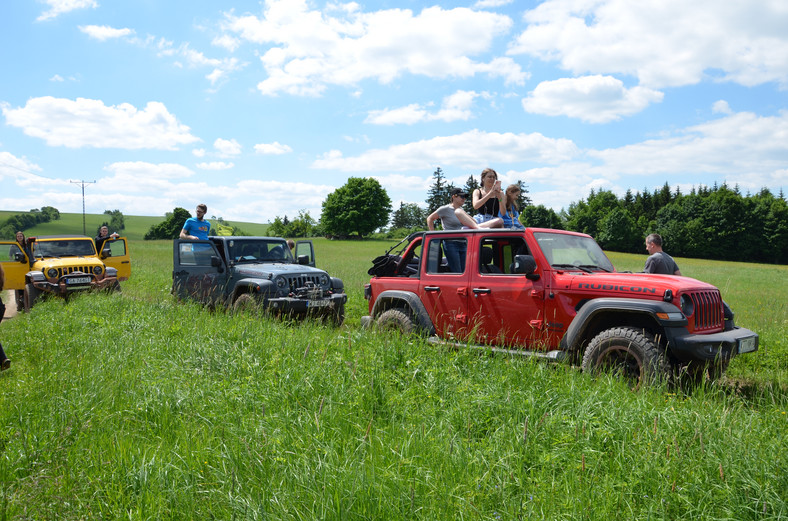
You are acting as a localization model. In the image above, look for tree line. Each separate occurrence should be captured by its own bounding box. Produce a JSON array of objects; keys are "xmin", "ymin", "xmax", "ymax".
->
[{"xmin": 0, "ymin": 206, "xmax": 61, "ymax": 239}]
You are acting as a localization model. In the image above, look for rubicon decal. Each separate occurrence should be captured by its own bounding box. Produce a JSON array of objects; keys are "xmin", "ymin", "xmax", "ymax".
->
[{"xmin": 577, "ymin": 283, "xmax": 658, "ymax": 294}]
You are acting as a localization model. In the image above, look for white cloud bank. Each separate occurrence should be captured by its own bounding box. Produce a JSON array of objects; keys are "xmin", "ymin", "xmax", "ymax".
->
[
  {"xmin": 79, "ymin": 25, "xmax": 135, "ymax": 41},
  {"xmin": 223, "ymin": 2, "xmax": 527, "ymax": 96},
  {"xmin": 366, "ymin": 90, "xmax": 489, "ymax": 125},
  {"xmin": 2, "ymin": 97, "xmax": 199, "ymax": 150},
  {"xmin": 522, "ymin": 75, "xmax": 664, "ymax": 123},
  {"xmin": 509, "ymin": 0, "xmax": 788, "ymax": 89},
  {"xmin": 254, "ymin": 142, "xmax": 293, "ymax": 155},
  {"xmin": 37, "ymin": 0, "xmax": 97, "ymax": 21}
]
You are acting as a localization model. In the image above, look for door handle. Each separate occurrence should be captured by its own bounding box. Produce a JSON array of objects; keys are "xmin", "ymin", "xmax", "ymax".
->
[
  {"xmin": 473, "ymin": 288, "xmax": 491, "ymax": 294},
  {"xmin": 424, "ymin": 286, "xmax": 440, "ymax": 292}
]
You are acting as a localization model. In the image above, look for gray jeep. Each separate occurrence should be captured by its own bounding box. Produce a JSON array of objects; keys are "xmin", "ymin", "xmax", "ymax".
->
[{"xmin": 172, "ymin": 237, "xmax": 346, "ymax": 324}]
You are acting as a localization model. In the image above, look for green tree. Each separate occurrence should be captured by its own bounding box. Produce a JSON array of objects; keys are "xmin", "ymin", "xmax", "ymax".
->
[
  {"xmin": 425, "ymin": 167, "xmax": 454, "ymax": 214},
  {"xmin": 101, "ymin": 209, "xmax": 125, "ymax": 233},
  {"xmin": 462, "ymin": 175, "xmax": 480, "ymax": 214},
  {"xmin": 321, "ymin": 177, "xmax": 392, "ymax": 238},
  {"xmin": 521, "ymin": 205, "xmax": 563, "ymax": 229},
  {"xmin": 390, "ymin": 202, "xmax": 426, "ymax": 230},
  {"xmin": 597, "ymin": 208, "xmax": 638, "ymax": 252},
  {"xmin": 144, "ymin": 207, "xmax": 193, "ymax": 240}
]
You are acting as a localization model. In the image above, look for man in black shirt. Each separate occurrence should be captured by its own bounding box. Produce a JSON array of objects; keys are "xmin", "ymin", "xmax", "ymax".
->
[{"xmin": 644, "ymin": 233, "xmax": 682, "ymax": 275}]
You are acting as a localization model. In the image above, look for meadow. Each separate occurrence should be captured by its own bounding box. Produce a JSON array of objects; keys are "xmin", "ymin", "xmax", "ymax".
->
[{"xmin": 0, "ymin": 218, "xmax": 786, "ymax": 519}]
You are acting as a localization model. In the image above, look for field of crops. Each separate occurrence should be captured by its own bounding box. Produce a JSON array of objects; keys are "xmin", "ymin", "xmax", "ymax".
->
[{"xmin": 0, "ymin": 232, "xmax": 786, "ymax": 519}]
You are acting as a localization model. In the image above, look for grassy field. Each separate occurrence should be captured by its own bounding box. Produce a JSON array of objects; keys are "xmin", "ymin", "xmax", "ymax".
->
[{"xmin": 0, "ymin": 232, "xmax": 786, "ymax": 518}]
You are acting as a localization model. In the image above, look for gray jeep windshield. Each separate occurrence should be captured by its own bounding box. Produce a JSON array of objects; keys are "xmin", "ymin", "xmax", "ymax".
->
[
  {"xmin": 33, "ymin": 239, "xmax": 97, "ymax": 258},
  {"xmin": 228, "ymin": 239, "xmax": 293, "ymax": 263},
  {"xmin": 534, "ymin": 232, "xmax": 614, "ymax": 272}
]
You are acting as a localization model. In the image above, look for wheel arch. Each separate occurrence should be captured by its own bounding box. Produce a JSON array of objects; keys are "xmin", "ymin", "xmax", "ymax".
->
[
  {"xmin": 371, "ymin": 290, "xmax": 436, "ymax": 335},
  {"xmin": 561, "ymin": 298, "xmax": 685, "ymax": 354},
  {"xmin": 230, "ymin": 278, "xmax": 275, "ymax": 303}
]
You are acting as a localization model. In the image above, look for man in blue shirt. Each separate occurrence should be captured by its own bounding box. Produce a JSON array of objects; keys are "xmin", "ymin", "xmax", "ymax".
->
[{"xmin": 180, "ymin": 204, "xmax": 211, "ymax": 240}]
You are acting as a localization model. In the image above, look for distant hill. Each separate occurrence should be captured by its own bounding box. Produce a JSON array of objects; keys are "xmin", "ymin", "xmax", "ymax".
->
[{"xmin": 0, "ymin": 210, "xmax": 269, "ymax": 240}]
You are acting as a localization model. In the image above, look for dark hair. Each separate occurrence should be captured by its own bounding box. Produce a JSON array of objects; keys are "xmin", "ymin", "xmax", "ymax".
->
[
  {"xmin": 646, "ymin": 233, "xmax": 663, "ymax": 247},
  {"xmin": 504, "ymin": 184, "xmax": 520, "ymax": 212},
  {"xmin": 197, "ymin": 203, "xmax": 207, "ymax": 213}
]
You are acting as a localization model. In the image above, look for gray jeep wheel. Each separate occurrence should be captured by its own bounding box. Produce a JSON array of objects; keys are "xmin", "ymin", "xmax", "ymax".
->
[
  {"xmin": 582, "ymin": 327, "xmax": 671, "ymax": 388},
  {"xmin": 232, "ymin": 293, "xmax": 258, "ymax": 313},
  {"xmin": 23, "ymin": 283, "xmax": 41, "ymax": 313},
  {"xmin": 376, "ymin": 308, "xmax": 415, "ymax": 334}
]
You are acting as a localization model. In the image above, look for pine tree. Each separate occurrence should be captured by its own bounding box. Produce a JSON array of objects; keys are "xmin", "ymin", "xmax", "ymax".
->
[{"xmin": 425, "ymin": 167, "xmax": 454, "ymax": 214}]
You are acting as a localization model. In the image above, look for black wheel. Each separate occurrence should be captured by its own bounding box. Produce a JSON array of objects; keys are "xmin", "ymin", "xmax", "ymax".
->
[
  {"xmin": 376, "ymin": 308, "xmax": 415, "ymax": 335},
  {"xmin": 232, "ymin": 293, "xmax": 258, "ymax": 313},
  {"xmin": 111, "ymin": 281, "xmax": 122, "ymax": 293},
  {"xmin": 582, "ymin": 327, "xmax": 671, "ymax": 388},
  {"xmin": 15, "ymin": 290, "xmax": 24, "ymax": 312},
  {"xmin": 23, "ymin": 283, "xmax": 41, "ymax": 313}
]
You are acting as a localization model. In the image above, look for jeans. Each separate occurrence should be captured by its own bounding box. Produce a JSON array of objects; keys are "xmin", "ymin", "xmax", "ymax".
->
[{"xmin": 443, "ymin": 239, "xmax": 467, "ymax": 273}]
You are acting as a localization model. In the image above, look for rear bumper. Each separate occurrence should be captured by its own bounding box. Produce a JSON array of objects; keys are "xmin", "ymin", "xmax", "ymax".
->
[{"xmin": 667, "ymin": 326, "xmax": 758, "ymax": 363}]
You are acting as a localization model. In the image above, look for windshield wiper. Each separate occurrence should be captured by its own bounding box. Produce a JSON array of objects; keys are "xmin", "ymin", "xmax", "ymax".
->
[
  {"xmin": 551, "ymin": 263, "xmax": 593, "ymax": 273},
  {"xmin": 578, "ymin": 264, "xmax": 612, "ymax": 273}
]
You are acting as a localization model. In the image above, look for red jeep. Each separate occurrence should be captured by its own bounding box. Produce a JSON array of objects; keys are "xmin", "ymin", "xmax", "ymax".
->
[{"xmin": 362, "ymin": 228, "xmax": 758, "ymax": 385}]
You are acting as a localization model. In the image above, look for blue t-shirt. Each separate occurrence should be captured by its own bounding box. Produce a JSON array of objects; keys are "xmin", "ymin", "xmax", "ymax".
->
[{"xmin": 182, "ymin": 217, "xmax": 211, "ymax": 240}]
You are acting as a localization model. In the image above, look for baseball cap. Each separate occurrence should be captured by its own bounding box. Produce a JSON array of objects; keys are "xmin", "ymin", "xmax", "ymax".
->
[{"xmin": 450, "ymin": 187, "xmax": 469, "ymax": 198}]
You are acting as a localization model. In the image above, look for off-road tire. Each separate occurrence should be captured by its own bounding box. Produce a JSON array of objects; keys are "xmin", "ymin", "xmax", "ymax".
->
[
  {"xmin": 376, "ymin": 308, "xmax": 415, "ymax": 335},
  {"xmin": 232, "ymin": 293, "xmax": 259, "ymax": 314},
  {"xmin": 582, "ymin": 327, "xmax": 671, "ymax": 388},
  {"xmin": 23, "ymin": 283, "xmax": 41, "ymax": 313},
  {"xmin": 15, "ymin": 290, "xmax": 24, "ymax": 313}
]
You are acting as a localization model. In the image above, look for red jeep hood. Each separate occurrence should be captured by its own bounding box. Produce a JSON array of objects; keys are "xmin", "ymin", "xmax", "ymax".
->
[{"xmin": 559, "ymin": 271, "xmax": 716, "ymax": 298}]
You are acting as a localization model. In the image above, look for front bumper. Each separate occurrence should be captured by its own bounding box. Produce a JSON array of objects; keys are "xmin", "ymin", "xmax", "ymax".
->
[
  {"xmin": 266, "ymin": 292, "xmax": 347, "ymax": 314},
  {"xmin": 32, "ymin": 276, "xmax": 118, "ymax": 296},
  {"xmin": 667, "ymin": 326, "xmax": 759, "ymax": 363}
]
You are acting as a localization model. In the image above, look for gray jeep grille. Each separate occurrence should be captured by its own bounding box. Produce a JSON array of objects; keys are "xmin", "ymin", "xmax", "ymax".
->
[{"xmin": 286, "ymin": 274, "xmax": 322, "ymax": 292}]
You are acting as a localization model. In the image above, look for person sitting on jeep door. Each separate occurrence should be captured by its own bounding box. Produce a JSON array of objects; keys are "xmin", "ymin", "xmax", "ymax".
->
[
  {"xmin": 644, "ymin": 233, "xmax": 682, "ymax": 275},
  {"xmin": 180, "ymin": 204, "xmax": 211, "ymax": 240}
]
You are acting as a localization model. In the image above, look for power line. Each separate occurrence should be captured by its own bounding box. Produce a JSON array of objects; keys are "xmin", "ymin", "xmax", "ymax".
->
[{"xmin": 70, "ymin": 180, "xmax": 96, "ymax": 235}]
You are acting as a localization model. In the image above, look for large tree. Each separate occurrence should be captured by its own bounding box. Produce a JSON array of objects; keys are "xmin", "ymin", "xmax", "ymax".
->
[
  {"xmin": 321, "ymin": 177, "xmax": 392, "ymax": 238},
  {"xmin": 390, "ymin": 202, "xmax": 426, "ymax": 230},
  {"xmin": 144, "ymin": 207, "xmax": 192, "ymax": 240},
  {"xmin": 425, "ymin": 167, "xmax": 454, "ymax": 214}
]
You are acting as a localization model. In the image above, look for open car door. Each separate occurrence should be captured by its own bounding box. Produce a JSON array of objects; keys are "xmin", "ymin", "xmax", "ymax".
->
[
  {"xmin": 100, "ymin": 238, "xmax": 131, "ymax": 280},
  {"xmin": 294, "ymin": 240, "xmax": 315, "ymax": 267},
  {"xmin": 0, "ymin": 241, "xmax": 30, "ymax": 291}
]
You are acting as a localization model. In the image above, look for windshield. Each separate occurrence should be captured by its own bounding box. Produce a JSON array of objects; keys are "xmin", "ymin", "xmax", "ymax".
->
[
  {"xmin": 534, "ymin": 232, "xmax": 615, "ymax": 272},
  {"xmin": 33, "ymin": 239, "xmax": 97, "ymax": 258},
  {"xmin": 227, "ymin": 239, "xmax": 293, "ymax": 263}
]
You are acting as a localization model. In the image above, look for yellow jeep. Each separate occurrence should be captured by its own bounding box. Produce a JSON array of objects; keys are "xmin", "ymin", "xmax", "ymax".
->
[{"xmin": 0, "ymin": 235, "xmax": 131, "ymax": 311}]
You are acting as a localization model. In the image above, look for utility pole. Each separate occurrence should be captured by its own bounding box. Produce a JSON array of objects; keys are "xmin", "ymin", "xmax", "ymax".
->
[{"xmin": 71, "ymin": 180, "xmax": 96, "ymax": 235}]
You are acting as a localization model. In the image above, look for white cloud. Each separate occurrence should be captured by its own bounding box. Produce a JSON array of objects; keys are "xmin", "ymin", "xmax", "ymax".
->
[
  {"xmin": 101, "ymin": 162, "xmax": 195, "ymax": 193},
  {"xmin": 312, "ymin": 129, "xmax": 579, "ymax": 171},
  {"xmin": 50, "ymin": 74, "xmax": 64, "ymax": 82},
  {"xmin": 509, "ymin": 0, "xmax": 788, "ymax": 89},
  {"xmin": 196, "ymin": 161, "xmax": 235, "ymax": 170},
  {"xmin": 212, "ymin": 34, "xmax": 240, "ymax": 52},
  {"xmin": 192, "ymin": 148, "xmax": 206, "ymax": 157},
  {"xmin": 522, "ymin": 75, "xmax": 663, "ymax": 123},
  {"xmin": 79, "ymin": 25, "xmax": 135, "ymax": 41},
  {"xmin": 214, "ymin": 138, "xmax": 242, "ymax": 156},
  {"xmin": 254, "ymin": 141, "xmax": 293, "ymax": 155},
  {"xmin": 2, "ymin": 97, "xmax": 200, "ymax": 150},
  {"xmin": 37, "ymin": 0, "xmax": 97, "ymax": 22},
  {"xmin": 0, "ymin": 151, "xmax": 44, "ymax": 184},
  {"xmin": 366, "ymin": 90, "xmax": 488, "ymax": 125},
  {"xmin": 712, "ymin": 100, "xmax": 732, "ymax": 115},
  {"xmin": 223, "ymin": 2, "xmax": 525, "ymax": 96}
]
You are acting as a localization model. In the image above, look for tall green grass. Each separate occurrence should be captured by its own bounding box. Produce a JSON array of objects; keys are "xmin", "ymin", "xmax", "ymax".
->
[{"xmin": 0, "ymin": 238, "xmax": 785, "ymax": 519}]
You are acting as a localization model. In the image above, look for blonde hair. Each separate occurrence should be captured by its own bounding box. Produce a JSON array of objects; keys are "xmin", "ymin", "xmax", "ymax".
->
[{"xmin": 504, "ymin": 184, "xmax": 521, "ymax": 213}]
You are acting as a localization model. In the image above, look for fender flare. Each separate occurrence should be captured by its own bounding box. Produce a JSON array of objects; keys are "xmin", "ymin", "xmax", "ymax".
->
[
  {"xmin": 231, "ymin": 278, "xmax": 276, "ymax": 302},
  {"xmin": 560, "ymin": 297, "xmax": 686, "ymax": 352},
  {"xmin": 330, "ymin": 277, "xmax": 344, "ymax": 293},
  {"xmin": 371, "ymin": 290, "xmax": 436, "ymax": 335}
]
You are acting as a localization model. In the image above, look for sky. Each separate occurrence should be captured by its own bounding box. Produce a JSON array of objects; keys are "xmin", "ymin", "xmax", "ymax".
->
[{"xmin": 1, "ymin": 0, "xmax": 787, "ymax": 225}]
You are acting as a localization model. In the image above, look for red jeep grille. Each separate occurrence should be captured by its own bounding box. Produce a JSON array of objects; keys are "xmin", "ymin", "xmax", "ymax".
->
[
  {"xmin": 688, "ymin": 290, "xmax": 723, "ymax": 331},
  {"xmin": 54, "ymin": 266, "xmax": 92, "ymax": 277}
]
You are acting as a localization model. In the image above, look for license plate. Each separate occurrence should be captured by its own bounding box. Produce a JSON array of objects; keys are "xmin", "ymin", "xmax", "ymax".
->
[
  {"xmin": 738, "ymin": 335, "xmax": 757, "ymax": 354},
  {"xmin": 307, "ymin": 300, "xmax": 331, "ymax": 308},
  {"xmin": 67, "ymin": 277, "xmax": 91, "ymax": 285}
]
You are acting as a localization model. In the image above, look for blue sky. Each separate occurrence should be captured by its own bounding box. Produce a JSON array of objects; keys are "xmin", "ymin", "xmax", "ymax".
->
[{"xmin": 1, "ymin": 0, "xmax": 787, "ymax": 224}]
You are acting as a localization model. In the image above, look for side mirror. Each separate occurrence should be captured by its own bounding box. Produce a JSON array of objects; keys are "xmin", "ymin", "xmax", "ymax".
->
[
  {"xmin": 513, "ymin": 254, "xmax": 540, "ymax": 280},
  {"xmin": 210, "ymin": 255, "xmax": 224, "ymax": 273},
  {"xmin": 101, "ymin": 247, "xmax": 111, "ymax": 259},
  {"xmin": 297, "ymin": 254, "xmax": 309, "ymax": 265},
  {"xmin": 15, "ymin": 251, "xmax": 26, "ymax": 263}
]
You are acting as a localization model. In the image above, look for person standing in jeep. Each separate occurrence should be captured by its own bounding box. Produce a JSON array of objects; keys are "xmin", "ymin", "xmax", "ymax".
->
[
  {"xmin": 180, "ymin": 204, "xmax": 211, "ymax": 240},
  {"xmin": 644, "ymin": 233, "xmax": 682, "ymax": 275}
]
